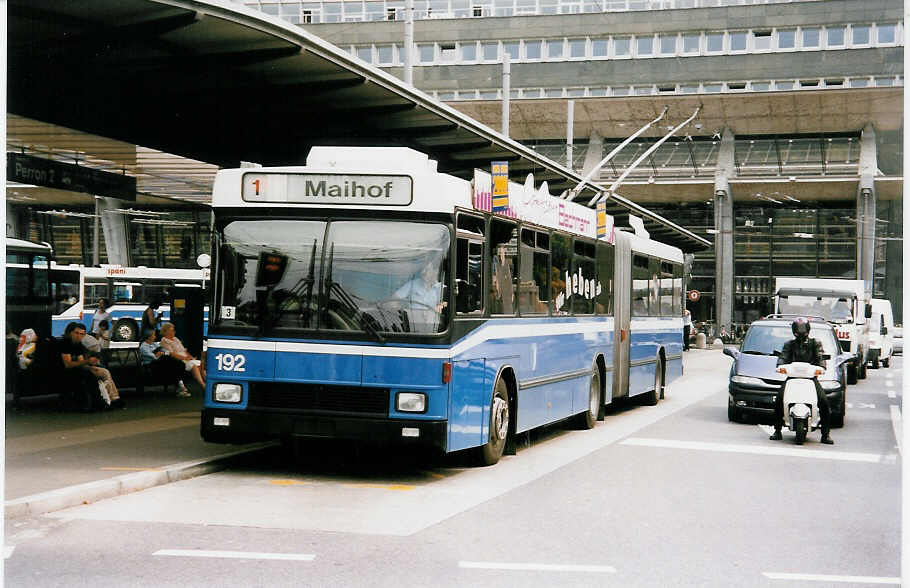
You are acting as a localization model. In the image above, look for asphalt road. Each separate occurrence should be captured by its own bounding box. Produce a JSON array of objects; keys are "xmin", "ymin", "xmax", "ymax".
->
[{"xmin": 5, "ymin": 351, "xmax": 902, "ymax": 587}]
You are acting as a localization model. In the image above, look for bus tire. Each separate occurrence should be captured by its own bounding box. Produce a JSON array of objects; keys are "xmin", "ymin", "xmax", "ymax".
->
[
  {"xmin": 573, "ymin": 368, "xmax": 600, "ymax": 430},
  {"xmin": 112, "ymin": 318, "xmax": 139, "ymax": 342},
  {"xmin": 477, "ymin": 378, "xmax": 509, "ymax": 466},
  {"xmin": 645, "ymin": 360, "xmax": 663, "ymax": 406}
]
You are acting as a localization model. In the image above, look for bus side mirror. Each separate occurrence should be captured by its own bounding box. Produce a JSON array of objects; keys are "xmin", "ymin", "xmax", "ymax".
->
[{"xmin": 865, "ymin": 303, "xmax": 872, "ymax": 319}]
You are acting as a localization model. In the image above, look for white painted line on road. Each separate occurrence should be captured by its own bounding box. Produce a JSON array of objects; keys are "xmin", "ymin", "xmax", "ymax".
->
[
  {"xmin": 763, "ymin": 572, "xmax": 900, "ymax": 584},
  {"xmin": 889, "ymin": 405, "xmax": 902, "ymax": 456},
  {"xmin": 4, "ymin": 546, "xmax": 15, "ymax": 559},
  {"xmin": 153, "ymin": 549, "xmax": 315, "ymax": 561},
  {"xmin": 757, "ymin": 424, "xmax": 775, "ymax": 436},
  {"xmin": 621, "ymin": 437, "xmax": 887, "ymax": 463},
  {"xmin": 459, "ymin": 561, "xmax": 616, "ymax": 573}
]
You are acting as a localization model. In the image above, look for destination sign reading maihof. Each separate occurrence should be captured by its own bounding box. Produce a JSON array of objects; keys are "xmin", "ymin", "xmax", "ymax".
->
[{"xmin": 242, "ymin": 173, "xmax": 412, "ymax": 205}]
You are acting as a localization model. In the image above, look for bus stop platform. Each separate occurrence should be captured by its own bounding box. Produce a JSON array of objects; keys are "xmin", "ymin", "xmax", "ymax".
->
[{"xmin": 4, "ymin": 387, "xmax": 273, "ymax": 519}]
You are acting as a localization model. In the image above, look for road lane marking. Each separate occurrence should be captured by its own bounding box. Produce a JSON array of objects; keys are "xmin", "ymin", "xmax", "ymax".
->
[
  {"xmin": 459, "ymin": 561, "xmax": 616, "ymax": 573},
  {"xmin": 153, "ymin": 549, "xmax": 315, "ymax": 561},
  {"xmin": 763, "ymin": 572, "xmax": 900, "ymax": 584},
  {"xmin": 621, "ymin": 437, "xmax": 887, "ymax": 463},
  {"xmin": 889, "ymin": 405, "xmax": 902, "ymax": 455},
  {"xmin": 269, "ymin": 480, "xmax": 309, "ymax": 486}
]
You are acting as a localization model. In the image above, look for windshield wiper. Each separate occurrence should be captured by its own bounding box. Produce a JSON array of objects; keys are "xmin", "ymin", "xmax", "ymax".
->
[
  {"xmin": 323, "ymin": 245, "xmax": 385, "ymax": 343},
  {"xmin": 741, "ymin": 350, "xmax": 767, "ymax": 355}
]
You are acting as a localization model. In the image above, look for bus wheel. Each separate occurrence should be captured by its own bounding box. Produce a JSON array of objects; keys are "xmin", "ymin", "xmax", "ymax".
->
[
  {"xmin": 477, "ymin": 378, "xmax": 509, "ymax": 466},
  {"xmin": 646, "ymin": 360, "xmax": 663, "ymax": 406},
  {"xmin": 112, "ymin": 319, "xmax": 139, "ymax": 342},
  {"xmin": 573, "ymin": 368, "xmax": 600, "ymax": 430}
]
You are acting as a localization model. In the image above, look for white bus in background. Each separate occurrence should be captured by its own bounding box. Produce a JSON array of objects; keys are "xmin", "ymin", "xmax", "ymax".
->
[{"xmin": 50, "ymin": 264, "xmax": 210, "ymax": 340}]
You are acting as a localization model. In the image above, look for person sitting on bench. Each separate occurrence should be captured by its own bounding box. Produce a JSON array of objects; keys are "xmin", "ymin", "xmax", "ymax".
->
[
  {"xmin": 139, "ymin": 329, "xmax": 191, "ymax": 397},
  {"xmin": 61, "ymin": 322, "xmax": 124, "ymax": 409}
]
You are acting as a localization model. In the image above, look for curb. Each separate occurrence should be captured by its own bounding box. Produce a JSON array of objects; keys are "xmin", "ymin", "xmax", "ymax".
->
[{"xmin": 5, "ymin": 441, "xmax": 277, "ymax": 519}]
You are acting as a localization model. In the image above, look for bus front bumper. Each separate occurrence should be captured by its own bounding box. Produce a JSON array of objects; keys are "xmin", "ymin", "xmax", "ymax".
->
[{"xmin": 200, "ymin": 408, "xmax": 447, "ymax": 451}]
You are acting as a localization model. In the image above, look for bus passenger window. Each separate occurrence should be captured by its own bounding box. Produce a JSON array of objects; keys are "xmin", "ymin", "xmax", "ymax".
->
[
  {"xmin": 570, "ymin": 240, "xmax": 596, "ymax": 315},
  {"xmin": 595, "ymin": 241, "xmax": 614, "ymax": 315},
  {"xmin": 550, "ymin": 233, "xmax": 569, "ymax": 315},
  {"xmin": 519, "ymin": 229, "xmax": 549, "ymax": 315},
  {"xmin": 490, "ymin": 219, "xmax": 517, "ymax": 315},
  {"xmin": 456, "ymin": 238, "xmax": 483, "ymax": 314},
  {"xmin": 660, "ymin": 261, "xmax": 674, "ymax": 316},
  {"xmin": 631, "ymin": 254, "xmax": 649, "ymax": 317}
]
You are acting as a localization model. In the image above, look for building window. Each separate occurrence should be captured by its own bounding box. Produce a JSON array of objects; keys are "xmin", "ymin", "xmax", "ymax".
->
[
  {"xmin": 356, "ymin": 46, "xmax": 373, "ymax": 63},
  {"xmin": 752, "ymin": 30, "xmax": 771, "ymax": 51},
  {"xmin": 461, "ymin": 42, "xmax": 477, "ymax": 61},
  {"xmin": 729, "ymin": 31, "xmax": 747, "ymax": 52},
  {"xmin": 440, "ymin": 43, "xmax": 457, "ymax": 62},
  {"xmin": 850, "ymin": 77, "xmax": 869, "ymax": 88},
  {"xmin": 546, "ymin": 39, "xmax": 564, "ymax": 59},
  {"xmin": 378, "ymin": 45, "xmax": 395, "ymax": 64},
  {"xmin": 482, "ymin": 42, "xmax": 499, "ymax": 60},
  {"xmin": 613, "ymin": 37, "xmax": 631, "ymax": 57},
  {"xmin": 636, "ymin": 35, "xmax": 653, "ymax": 56},
  {"xmin": 751, "ymin": 81, "xmax": 771, "ymax": 91},
  {"xmin": 659, "ymin": 34, "xmax": 677, "ymax": 55},
  {"xmin": 775, "ymin": 80, "xmax": 795, "ymax": 90},
  {"xmin": 568, "ymin": 38, "xmax": 586, "ymax": 58},
  {"xmin": 801, "ymin": 27, "xmax": 820, "ymax": 48},
  {"xmin": 386, "ymin": 7, "xmax": 397, "ymax": 20},
  {"xmin": 682, "ymin": 33, "xmax": 700, "ymax": 54},
  {"xmin": 472, "ymin": 5, "xmax": 483, "ymax": 16},
  {"xmin": 525, "ymin": 40, "xmax": 541, "ymax": 59},
  {"xmin": 301, "ymin": 9, "xmax": 313, "ymax": 23},
  {"xmin": 851, "ymin": 24, "xmax": 871, "ymax": 46},
  {"xmin": 826, "ymin": 26, "xmax": 845, "ymax": 47},
  {"xmin": 877, "ymin": 23, "xmax": 896, "ymax": 44},
  {"xmin": 592, "ymin": 39, "xmax": 608, "ymax": 57},
  {"xmin": 504, "ymin": 41, "xmax": 520, "ymax": 60},
  {"xmin": 777, "ymin": 29, "xmax": 795, "ymax": 49},
  {"xmin": 705, "ymin": 32, "xmax": 724, "ymax": 53},
  {"xmin": 418, "ymin": 44, "xmax": 434, "ymax": 63}
]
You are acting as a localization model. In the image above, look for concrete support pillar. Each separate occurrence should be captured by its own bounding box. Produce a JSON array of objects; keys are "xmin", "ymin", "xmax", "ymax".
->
[
  {"xmin": 581, "ymin": 131, "xmax": 604, "ymax": 179},
  {"xmin": 714, "ymin": 127, "xmax": 736, "ymax": 333},
  {"xmin": 98, "ymin": 198, "xmax": 130, "ymax": 265},
  {"xmin": 856, "ymin": 123, "xmax": 877, "ymax": 299}
]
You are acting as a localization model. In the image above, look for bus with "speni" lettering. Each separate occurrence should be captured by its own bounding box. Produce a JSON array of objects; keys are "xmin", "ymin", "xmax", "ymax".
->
[{"xmin": 201, "ymin": 147, "xmax": 684, "ymax": 464}]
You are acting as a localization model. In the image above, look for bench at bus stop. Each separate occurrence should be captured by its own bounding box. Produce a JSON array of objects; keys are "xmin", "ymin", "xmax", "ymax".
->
[{"xmin": 8, "ymin": 339, "xmax": 177, "ymax": 409}]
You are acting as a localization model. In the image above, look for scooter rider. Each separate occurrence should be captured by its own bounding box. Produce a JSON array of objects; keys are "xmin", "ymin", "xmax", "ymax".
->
[{"xmin": 770, "ymin": 317, "xmax": 834, "ymax": 445}]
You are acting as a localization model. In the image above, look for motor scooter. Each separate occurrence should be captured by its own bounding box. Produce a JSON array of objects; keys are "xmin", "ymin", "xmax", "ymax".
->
[{"xmin": 776, "ymin": 362, "xmax": 825, "ymax": 445}]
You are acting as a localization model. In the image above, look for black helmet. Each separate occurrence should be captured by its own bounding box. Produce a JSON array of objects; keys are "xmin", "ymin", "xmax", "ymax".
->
[{"xmin": 791, "ymin": 317, "xmax": 810, "ymax": 337}]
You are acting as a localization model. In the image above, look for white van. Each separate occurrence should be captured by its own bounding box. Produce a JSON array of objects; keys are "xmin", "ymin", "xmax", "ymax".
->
[
  {"xmin": 867, "ymin": 298, "xmax": 894, "ymax": 368},
  {"xmin": 773, "ymin": 278, "xmax": 871, "ymax": 384}
]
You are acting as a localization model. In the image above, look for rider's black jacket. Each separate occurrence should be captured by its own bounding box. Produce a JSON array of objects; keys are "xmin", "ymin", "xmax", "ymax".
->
[{"xmin": 777, "ymin": 337, "xmax": 824, "ymax": 368}]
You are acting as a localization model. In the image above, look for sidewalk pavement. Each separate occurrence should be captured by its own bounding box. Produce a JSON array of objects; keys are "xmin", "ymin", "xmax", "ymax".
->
[
  {"xmin": 4, "ymin": 348, "xmax": 725, "ymax": 519},
  {"xmin": 4, "ymin": 386, "xmax": 273, "ymax": 519}
]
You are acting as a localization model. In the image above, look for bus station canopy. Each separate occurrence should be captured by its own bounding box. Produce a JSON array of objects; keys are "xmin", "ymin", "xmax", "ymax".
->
[{"xmin": 9, "ymin": 0, "xmax": 710, "ymax": 252}]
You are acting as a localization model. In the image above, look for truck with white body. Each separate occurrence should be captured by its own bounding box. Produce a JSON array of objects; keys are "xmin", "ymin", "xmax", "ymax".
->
[{"xmin": 773, "ymin": 278, "xmax": 871, "ymax": 384}]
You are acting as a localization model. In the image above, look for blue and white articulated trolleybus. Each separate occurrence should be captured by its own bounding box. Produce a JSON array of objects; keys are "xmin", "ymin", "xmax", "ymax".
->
[{"xmin": 202, "ymin": 147, "xmax": 684, "ymax": 464}]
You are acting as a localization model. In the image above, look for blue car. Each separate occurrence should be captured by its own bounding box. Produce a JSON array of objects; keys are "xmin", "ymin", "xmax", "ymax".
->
[{"xmin": 723, "ymin": 317, "xmax": 852, "ymax": 428}]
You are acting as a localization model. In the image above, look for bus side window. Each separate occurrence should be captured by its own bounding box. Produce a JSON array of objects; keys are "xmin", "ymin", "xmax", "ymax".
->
[
  {"xmin": 648, "ymin": 257, "xmax": 661, "ymax": 317},
  {"xmin": 672, "ymin": 263, "xmax": 683, "ymax": 316},
  {"xmin": 489, "ymin": 219, "xmax": 517, "ymax": 316},
  {"xmin": 595, "ymin": 241, "xmax": 614, "ymax": 315},
  {"xmin": 631, "ymin": 254, "xmax": 649, "ymax": 317},
  {"xmin": 551, "ymin": 233, "xmax": 570, "ymax": 315},
  {"xmin": 519, "ymin": 229, "xmax": 550, "ymax": 315},
  {"xmin": 570, "ymin": 239, "xmax": 596, "ymax": 315},
  {"xmin": 455, "ymin": 213, "xmax": 485, "ymax": 315}
]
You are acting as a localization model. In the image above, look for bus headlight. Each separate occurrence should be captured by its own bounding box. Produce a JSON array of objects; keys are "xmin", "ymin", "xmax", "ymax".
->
[
  {"xmin": 396, "ymin": 392, "xmax": 426, "ymax": 413},
  {"xmin": 213, "ymin": 383, "xmax": 242, "ymax": 403}
]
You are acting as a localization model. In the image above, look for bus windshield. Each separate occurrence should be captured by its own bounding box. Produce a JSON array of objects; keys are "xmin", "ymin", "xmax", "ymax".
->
[
  {"xmin": 217, "ymin": 219, "xmax": 451, "ymax": 335},
  {"xmin": 778, "ymin": 295, "xmax": 853, "ymax": 323}
]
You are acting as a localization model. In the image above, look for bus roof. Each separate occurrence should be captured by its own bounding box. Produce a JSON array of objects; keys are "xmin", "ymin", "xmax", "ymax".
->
[{"xmin": 6, "ymin": 237, "xmax": 53, "ymax": 256}]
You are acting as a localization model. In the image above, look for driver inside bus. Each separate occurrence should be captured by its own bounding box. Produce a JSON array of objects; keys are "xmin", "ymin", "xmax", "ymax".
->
[{"xmin": 394, "ymin": 260, "xmax": 447, "ymax": 313}]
